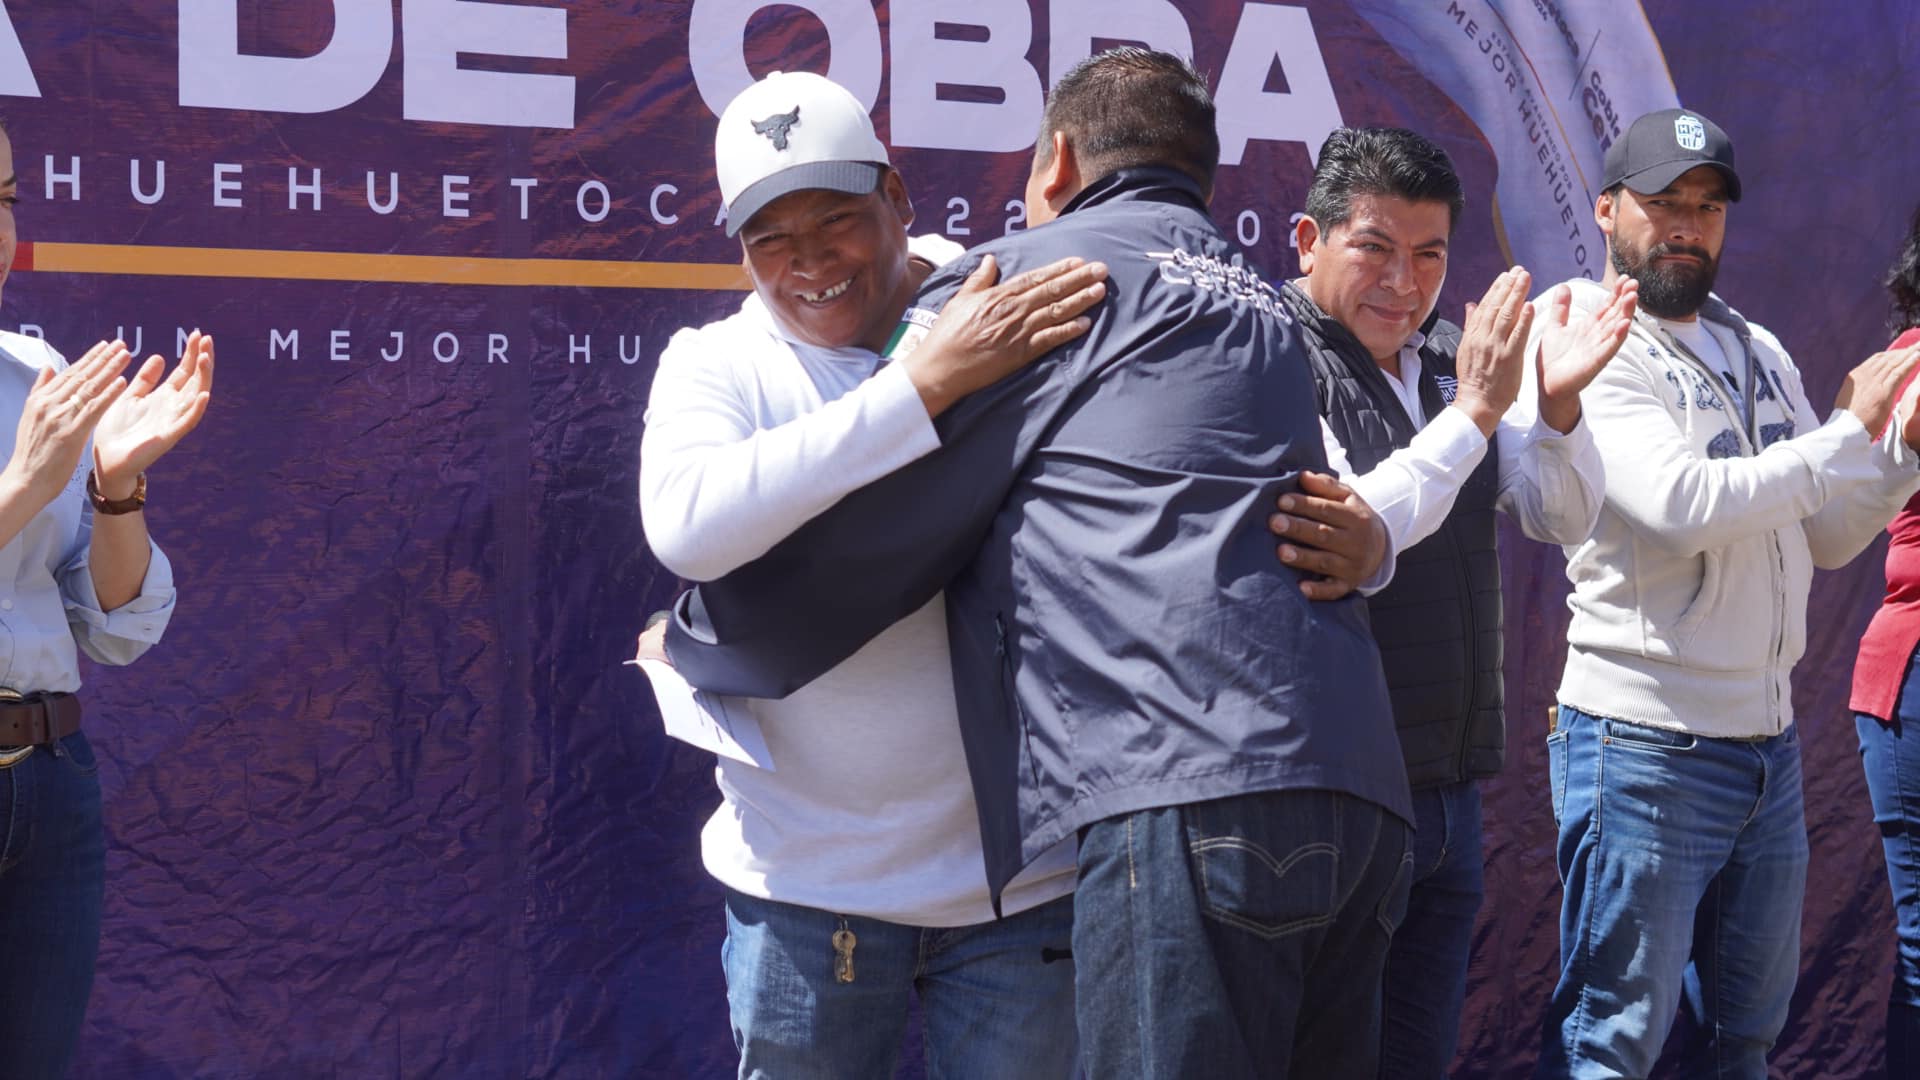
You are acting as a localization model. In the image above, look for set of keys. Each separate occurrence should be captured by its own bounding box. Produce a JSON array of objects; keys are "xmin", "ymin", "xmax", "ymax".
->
[{"xmin": 832, "ymin": 922, "xmax": 857, "ymax": 984}]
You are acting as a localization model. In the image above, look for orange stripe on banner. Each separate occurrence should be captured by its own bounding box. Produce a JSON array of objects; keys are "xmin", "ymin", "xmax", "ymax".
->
[{"xmin": 7, "ymin": 241, "xmax": 750, "ymax": 291}]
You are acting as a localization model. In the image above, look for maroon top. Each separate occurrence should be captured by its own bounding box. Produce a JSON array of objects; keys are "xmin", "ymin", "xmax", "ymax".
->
[{"xmin": 1849, "ymin": 327, "xmax": 1920, "ymax": 722}]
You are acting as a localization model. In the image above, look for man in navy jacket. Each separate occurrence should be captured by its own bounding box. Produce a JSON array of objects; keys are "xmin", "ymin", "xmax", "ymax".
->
[{"xmin": 666, "ymin": 49, "xmax": 1409, "ymax": 1078}]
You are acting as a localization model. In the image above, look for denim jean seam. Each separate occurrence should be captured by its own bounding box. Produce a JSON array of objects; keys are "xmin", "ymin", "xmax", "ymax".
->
[
  {"xmin": 1720, "ymin": 876, "xmax": 1735, "ymax": 1076},
  {"xmin": 1548, "ymin": 730, "xmax": 1569, "ymax": 824},
  {"xmin": 0, "ymin": 769, "xmax": 15, "ymax": 875},
  {"xmin": 1190, "ymin": 836, "xmax": 1341, "ymax": 939},
  {"xmin": 1740, "ymin": 742, "xmax": 1768, "ymax": 830},
  {"xmin": 54, "ymin": 734, "xmax": 98, "ymax": 777},
  {"xmin": 1336, "ymin": 798, "xmax": 1367, "ymax": 913},
  {"xmin": 1894, "ymin": 719, "xmax": 1920, "ymax": 1006},
  {"xmin": 1568, "ymin": 714, "xmax": 1603, "ymax": 1054},
  {"xmin": 1375, "ymin": 847, "xmax": 1414, "ymax": 937},
  {"xmin": 1204, "ymin": 907, "xmax": 1338, "ymax": 940},
  {"xmin": 915, "ymin": 926, "xmax": 933, "ymax": 980},
  {"xmin": 1600, "ymin": 718, "xmax": 1698, "ymax": 754}
]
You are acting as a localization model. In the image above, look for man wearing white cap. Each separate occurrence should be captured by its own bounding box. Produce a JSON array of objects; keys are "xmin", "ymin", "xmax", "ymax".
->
[
  {"xmin": 662, "ymin": 50, "xmax": 1417, "ymax": 1078},
  {"xmin": 638, "ymin": 70, "xmax": 1108, "ymax": 1078}
]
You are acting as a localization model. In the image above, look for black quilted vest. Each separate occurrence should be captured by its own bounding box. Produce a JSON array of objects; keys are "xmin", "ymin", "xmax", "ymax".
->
[{"xmin": 1283, "ymin": 282, "xmax": 1506, "ymax": 788}]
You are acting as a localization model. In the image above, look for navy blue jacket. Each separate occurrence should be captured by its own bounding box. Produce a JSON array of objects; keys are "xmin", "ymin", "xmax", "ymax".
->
[{"xmin": 665, "ymin": 168, "xmax": 1408, "ymax": 903}]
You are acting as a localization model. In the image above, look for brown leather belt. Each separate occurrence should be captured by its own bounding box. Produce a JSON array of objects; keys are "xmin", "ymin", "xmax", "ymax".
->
[{"xmin": 0, "ymin": 693, "xmax": 82, "ymax": 747}]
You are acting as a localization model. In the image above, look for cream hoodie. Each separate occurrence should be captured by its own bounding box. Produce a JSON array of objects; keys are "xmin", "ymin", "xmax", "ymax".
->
[{"xmin": 1537, "ymin": 279, "xmax": 1920, "ymax": 736}]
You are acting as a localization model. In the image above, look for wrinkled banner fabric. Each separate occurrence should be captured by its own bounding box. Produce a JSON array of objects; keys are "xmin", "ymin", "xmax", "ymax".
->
[{"xmin": 1, "ymin": 3, "xmax": 1911, "ymax": 1077}]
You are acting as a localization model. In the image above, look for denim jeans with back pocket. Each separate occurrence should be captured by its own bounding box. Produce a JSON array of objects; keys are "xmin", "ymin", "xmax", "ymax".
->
[{"xmin": 1073, "ymin": 788, "xmax": 1412, "ymax": 1080}]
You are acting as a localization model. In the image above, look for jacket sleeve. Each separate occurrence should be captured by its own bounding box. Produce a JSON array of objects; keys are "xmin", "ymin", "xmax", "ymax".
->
[
  {"xmin": 664, "ymin": 354, "xmax": 1061, "ymax": 698},
  {"xmin": 663, "ymin": 249, "xmax": 1075, "ymax": 699},
  {"xmin": 1575, "ymin": 334, "xmax": 1907, "ymax": 559}
]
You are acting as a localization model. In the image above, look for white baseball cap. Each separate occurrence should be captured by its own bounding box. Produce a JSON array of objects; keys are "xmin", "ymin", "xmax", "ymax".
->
[{"xmin": 715, "ymin": 70, "xmax": 891, "ymax": 237}]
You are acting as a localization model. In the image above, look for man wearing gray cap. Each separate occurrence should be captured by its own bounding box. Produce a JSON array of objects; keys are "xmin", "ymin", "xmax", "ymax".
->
[{"xmin": 1527, "ymin": 107, "xmax": 1920, "ymax": 1077}]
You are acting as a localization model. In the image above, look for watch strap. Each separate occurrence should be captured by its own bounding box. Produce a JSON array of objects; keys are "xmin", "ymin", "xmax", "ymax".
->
[{"xmin": 87, "ymin": 470, "xmax": 147, "ymax": 515}]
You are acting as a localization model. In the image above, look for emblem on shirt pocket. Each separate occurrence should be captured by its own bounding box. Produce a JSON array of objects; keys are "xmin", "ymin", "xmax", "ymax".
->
[
  {"xmin": 883, "ymin": 307, "xmax": 940, "ymax": 361},
  {"xmin": 1434, "ymin": 375, "xmax": 1458, "ymax": 404}
]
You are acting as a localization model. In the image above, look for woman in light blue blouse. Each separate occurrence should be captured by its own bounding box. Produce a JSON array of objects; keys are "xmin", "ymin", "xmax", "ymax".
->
[{"xmin": 0, "ymin": 122, "xmax": 214, "ymax": 1079}]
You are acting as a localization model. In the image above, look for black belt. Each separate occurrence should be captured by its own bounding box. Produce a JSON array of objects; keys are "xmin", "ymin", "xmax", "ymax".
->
[{"xmin": 0, "ymin": 693, "xmax": 82, "ymax": 747}]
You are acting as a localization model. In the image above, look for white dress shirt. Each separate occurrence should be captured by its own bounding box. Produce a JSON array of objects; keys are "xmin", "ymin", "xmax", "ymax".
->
[{"xmin": 1319, "ymin": 331, "xmax": 1605, "ymax": 553}]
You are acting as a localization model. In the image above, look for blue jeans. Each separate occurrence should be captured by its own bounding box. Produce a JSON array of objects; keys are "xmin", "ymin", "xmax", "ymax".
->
[
  {"xmin": 1540, "ymin": 705, "xmax": 1806, "ymax": 1079},
  {"xmin": 1858, "ymin": 687, "xmax": 1920, "ymax": 1078},
  {"xmin": 1380, "ymin": 780, "xmax": 1484, "ymax": 1079},
  {"xmin": 0, "ymin": 731, "xmax": 107, "ymax": 1080},
  {"xmin": 1073, "ymin": 789, "xmax": 1412, "ymax": 1079},
  {"xmin": 721, "ymin": 889, "xmax": 1077, "ymax": 1080}
]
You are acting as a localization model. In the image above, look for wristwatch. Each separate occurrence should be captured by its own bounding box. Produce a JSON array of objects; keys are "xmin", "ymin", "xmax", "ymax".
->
[{"xmin": 86, "ymin": 470, "xmax": 147, "ymax": 515}]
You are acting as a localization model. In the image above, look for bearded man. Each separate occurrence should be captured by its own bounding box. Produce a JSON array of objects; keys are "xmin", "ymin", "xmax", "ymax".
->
[{"xmin": 1526, "ymin": 107, "xmax": 1920, "ymax": 1078}]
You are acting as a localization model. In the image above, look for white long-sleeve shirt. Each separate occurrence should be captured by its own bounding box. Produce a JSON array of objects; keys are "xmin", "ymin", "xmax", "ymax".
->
[
  {"xmin": 639, "ymin": 236, "xmax": 1077, "ymax": 927},
  {"xmin": 1319, "ymin": 331, "xmax": 1606, "ymax": 554}
]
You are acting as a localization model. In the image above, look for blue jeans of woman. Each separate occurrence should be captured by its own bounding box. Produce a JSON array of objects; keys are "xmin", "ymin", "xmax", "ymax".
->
[
  {"xmin": 0, "ymin": 731, "xmax": 107, "ymax": 1080},
  {"xmin": 1857, "ymin": 661, "xmax": 1920, "ymax": 1076}
]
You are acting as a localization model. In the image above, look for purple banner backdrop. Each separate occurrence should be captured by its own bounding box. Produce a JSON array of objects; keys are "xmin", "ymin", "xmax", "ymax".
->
[{"xmin": 0, "ymin": 2, "xmax": 1911, "ymax": 1076}]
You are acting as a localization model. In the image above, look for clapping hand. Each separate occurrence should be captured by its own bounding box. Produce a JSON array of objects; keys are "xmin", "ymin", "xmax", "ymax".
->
[
  {"xmin": 1534, "ymin": 278, "xmax": 1638, "ymax": 433},
  {"xmin": 91, "ymin": 331, "xmax": 214, "ymax": 499},
  {"xmin": 2, "ymin": 339, "xmax": 132, "ymax": 510},
  {"xmin": 1451, "ymin": 268, "xmax": 1536, "ymax": 437}
]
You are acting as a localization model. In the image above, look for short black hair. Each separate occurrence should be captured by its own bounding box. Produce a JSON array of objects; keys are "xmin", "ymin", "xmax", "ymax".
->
[
  {"xmin": 1890, "ymin": 203, "xmax": 1920, "ymax": 334},
  {"xmin": 1304, "ymin": 127, "xmax": 1464, "ymax": 232},
  {"xmin": 1034, "ymin": 47, "xmax": 1218, "ymax": 197}
]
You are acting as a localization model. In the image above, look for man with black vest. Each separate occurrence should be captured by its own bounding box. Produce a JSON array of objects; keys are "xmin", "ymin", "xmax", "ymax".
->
[{"xmin": 1286, "ymin": 126, "xmax": 1636, "ymax": 1075}]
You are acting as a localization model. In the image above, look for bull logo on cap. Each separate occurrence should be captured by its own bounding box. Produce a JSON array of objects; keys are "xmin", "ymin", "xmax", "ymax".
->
[
  {"xmin": 752, "ymin": 107, "xmax": 801, "ymax": 151},
  {"xmin": 1674, "ymin": 114, "xmax": 1707, "ymax": 151}
]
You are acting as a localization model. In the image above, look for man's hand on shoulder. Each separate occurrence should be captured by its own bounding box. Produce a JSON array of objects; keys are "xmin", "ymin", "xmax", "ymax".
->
[
  {"xmin": 899, "ymin": 254, "xmax": 1108, "ymax": 418},
  {"xmin": 1268, "ymin": 471, "xmax": 1388, "ymax": 601},
  {"xmin": 1533, "ymin": 278, "xmax": 1638, "ymax": 433},
  {"xmin": 1450, "ymin": 268, "xmax": 1535, "ymax": 438}
]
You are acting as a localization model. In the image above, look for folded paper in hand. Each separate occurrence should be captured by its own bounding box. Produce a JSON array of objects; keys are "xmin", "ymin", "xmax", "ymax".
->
[{"xmin": 636, "ymin": 658, "xmax": 775, "ymax": 770}]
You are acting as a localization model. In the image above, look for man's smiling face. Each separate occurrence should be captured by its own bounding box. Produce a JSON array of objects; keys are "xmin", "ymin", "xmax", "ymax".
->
[
  {"xmin": 1298, "ymin": 193, "xmax": 1451, "ymax": 365},
  {"xmin": 738, "ymin": 171, "xmax": 917, "ymax": 353}
]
